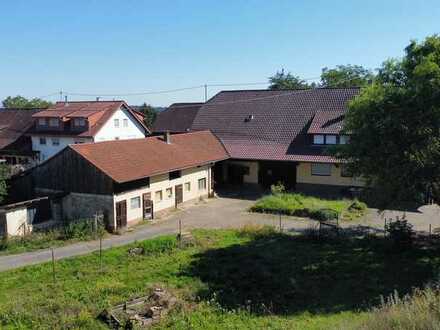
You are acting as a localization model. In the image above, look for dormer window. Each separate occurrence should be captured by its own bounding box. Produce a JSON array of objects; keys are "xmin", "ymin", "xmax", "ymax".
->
[
  {"xmin": 49, "ymin": 118, "xmax": 59, "ymax": 127},
  {"xmin": 313, "ymin": 135, "xmax": 324, "ymax": 145},
  {"xmin": 74, "ymin": 118, "xmax": 86, "ymax": 126},
  {"xmin": 38, "ymin": 118, "xmax": 46, "ymax": 126},
  {"xmin": 326, "ymin": 135, "xmax": 337, "ymax": 145}
]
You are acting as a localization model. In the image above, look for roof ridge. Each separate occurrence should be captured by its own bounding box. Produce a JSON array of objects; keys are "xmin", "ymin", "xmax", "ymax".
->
[{"xmin": 217, "ymin": 87, "xmax": 361, "ymax": 93}]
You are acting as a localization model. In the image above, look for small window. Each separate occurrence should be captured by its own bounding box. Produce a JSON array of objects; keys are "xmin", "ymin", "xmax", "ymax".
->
[
  {"xmin": 326, "ymin": 135, "xmax": 337, "ymax": 145},
  {"xmin": 198, "ymin": 178, "xmax": 207, "ymax": 191},
  {"xmin": 169, "ymin": 170, "xmax": 182, "ymax": 180},
  {"xmin": 38, "ymin": 118, "xmax": 46, "ymax": 126},
  {"xmin": 49, "ymin": 118, "xmax": 59, "ymax": 127},
  {"xmin": 311, "ymin": 163, "xmax": 332, "ymax": 176},
  {"xmin": 341, "ymin": 164, "xmax": 353, "ymax": 178},
  {"xmin": 185, "ymin": 182, "xmax": 191, "ymax": 192},
  {"xmin": 340, "ymin": 135, "xmax": 349, "ymax": 145},
  {"xmin": 52, "ymin": 138, "xmax": 60, "ymax": 146},
  {"xmin": 123, "ymin": 119, "xmax": 128, "ymax": 127},
  {"xmin": 155, "ymin": 190, "xmax": 163, "ymax": 202},
  {"xmin": 313, "ymin": 135, "xmax": 324, "ymax": 145},
  {"xmin": 166, "ymin": 188, "xmax": 173, "ymax": 199},
  {"xmin": 130, "ymin": 196, "xmax": 141, "ymax": 209},
  {"xmin": 39, "ymin": 137, "xmax": 46, "ymax": 145},
  {"xmin": 74, "ymin": 118, "xmax": 85, "ymax": 126},
  {"xmin": 114, "ymin": 119, "xmax": 119, "ymax": 127}
]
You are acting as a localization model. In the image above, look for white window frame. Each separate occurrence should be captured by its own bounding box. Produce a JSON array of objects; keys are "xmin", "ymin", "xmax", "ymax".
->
[
  {"xmin": 311, "ymin": 163, "xmax": 332, "ymax": 176},
  {"xmin": 114, "ymin": 119, "xmax": 120, "ymax": 127},
  {"xmin": 185, "ymin": 182, "xmax": 191, "ymax": 192},
  {"xmin": 38, "ymin": 118, "xmax": 46, "ymax": 126},
  {"xmin": 198, "ymin": 178, "xmax": 207, "ymax": 191},
  {"xmin": 130, "ymin": 196, "xmax": 141, "ymax": 209},
  {"xmin": 52, "ymin": 137, "xmax": 60, "ymax": 146},
  {"xmin": 49, "ymin": 118, "xmax": 59, "ymax": 127},
  {"xmin": 155, "ymin": 190, "xmax": 163, "ymax": 202},
  {"xmin": 326, "ymin": 135, "xmax": 337, "ymax": 145},
  {"xmin": 39, "ymin": 137, "xmax": 46, "ymax": 145},
  {"xmin": 313, "ymin": 135, "xmax": 324, "ymax": 145},
  {"xmin": 123, "ymin": 118, "xmax": 128, "ymax": 127}
]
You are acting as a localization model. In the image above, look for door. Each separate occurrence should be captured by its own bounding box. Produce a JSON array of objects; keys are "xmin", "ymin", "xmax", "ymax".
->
[
  {"xmin": 175, "ymin": 184, "xmax": 183, "ymax": 208},
  {"xmin": 142, "ymin": 193, "xmax": 154, "ymax": 220},
  {"xmin": 115, "ymin": 200, "xmax": 127, "ymax": 229}
]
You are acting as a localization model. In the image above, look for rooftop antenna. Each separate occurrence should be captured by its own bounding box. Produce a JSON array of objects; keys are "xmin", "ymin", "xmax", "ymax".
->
[{"xmin": 96, "ymin": 97, "xmax": 100, "ymax": 102}]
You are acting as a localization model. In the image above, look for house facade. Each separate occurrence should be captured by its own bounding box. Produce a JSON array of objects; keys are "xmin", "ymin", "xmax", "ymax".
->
[
  {"xmin": 29, "ymin": 100, "xmax": 149, "ymax": 162},
  {"xmin": 189, "ymin": 88, "xmax": 364, "ymax": 195},
  {"xmin": 11, "ymin": 131, "xmax": 228, "ymax": 231}
]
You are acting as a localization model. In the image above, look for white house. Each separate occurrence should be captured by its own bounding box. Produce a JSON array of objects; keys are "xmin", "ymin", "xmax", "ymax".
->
[{"xmin": 29, "ymin": 100, "xmax": 149, "ymax": 162}]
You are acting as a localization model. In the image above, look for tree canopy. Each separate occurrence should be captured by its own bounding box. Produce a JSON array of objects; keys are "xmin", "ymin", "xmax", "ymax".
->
[
  {"xmin": 268, "ymin": 69, "xmax": 311, "ymax": 90},
  {"xmin": 2, "ymin": 95, "xmax": 52, "ymax": 109},
  {"xmin": 137, "ymin": 103, "xmax": 157, "ymax": 129},
  {"xmin": 320, "ymin": 64, "xmax": 374, "ymax": 88},
  {"xmin": 332, "ymin": 35, "xmax": 440, "ymax": 206}
]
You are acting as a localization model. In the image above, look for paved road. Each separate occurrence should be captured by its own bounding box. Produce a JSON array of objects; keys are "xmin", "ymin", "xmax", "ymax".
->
[{"xmin": 1, "ymin": 196, "xmax": 439, "ymax": 272}]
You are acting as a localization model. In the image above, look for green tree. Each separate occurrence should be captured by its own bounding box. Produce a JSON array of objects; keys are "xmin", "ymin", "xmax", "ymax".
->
[
  {"xmin": 137, "ymin": 103, "xmax": 157, "ymax": 128},
  {"xmin": 0, "ymin": 164, "xmax": 8, "ymax": 204},
  {"xmin": 2, "ymin": 95, "xmax": 52, "ymax": 109},
  {"xmin": 320, "ymin": 64, "xmax": 374, "ymax": 88},
  {"xmin": 268, "ymin": 69, "xmax": 310, "ymax": 90},
  {"xmin": 332, "ymin": 35, "xmax": 440, "ymax": 206}
]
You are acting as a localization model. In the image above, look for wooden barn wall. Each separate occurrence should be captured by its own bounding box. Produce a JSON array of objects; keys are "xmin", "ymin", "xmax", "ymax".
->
[{"xmin": 33, "ymin": 148, "xmax": 114, "ymax": 195}]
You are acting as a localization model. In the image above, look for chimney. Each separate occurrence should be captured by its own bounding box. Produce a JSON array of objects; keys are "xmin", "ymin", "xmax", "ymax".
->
[
  {"xmin": 96, "ymin": 97, "xmax": 100, "ymax": 101},
  {"xmin": 164, "ymin": 131, "xmax": 171, "ymax": 144}
]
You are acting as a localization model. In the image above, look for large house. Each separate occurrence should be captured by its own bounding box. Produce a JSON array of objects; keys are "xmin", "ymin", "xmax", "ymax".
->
[
  {"xmin": 0, "ymin": 109, "xmax": 40, "ymax": 167},
  {"xmin": 10, "ymin": 131, "xmax": 228, "ymax": 231},
  {"xmin": 188, "ymin": 87, "xmax": 364, "ymax": 194},
  {"xmin": 29, "ymin": 100, "xmax": 150, "ymax": 162}
]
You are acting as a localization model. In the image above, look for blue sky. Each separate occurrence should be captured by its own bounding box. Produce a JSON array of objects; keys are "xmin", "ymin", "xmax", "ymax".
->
[{"xmin": 0, "ymin": 0, "xmax": 439, "ymax": 106}]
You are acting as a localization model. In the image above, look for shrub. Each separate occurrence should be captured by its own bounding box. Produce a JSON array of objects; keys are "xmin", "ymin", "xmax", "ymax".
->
[
  {"xmin": 138, "ymin": 236, "xmax": 177, "ymax": 255},
  {"xmin": 348, "ymin": 200, "xmax": 367, "ymax": 212},
  {"xmin": 0, "ymin": 236, "xmax": 8, "ymax": 250},
  {"xmin": 385, "ymin": 217, "xmax": 414, "ymax": 248},
  {"xmin": 309, "ymin": 208, "xmax": 339, "ymax": 222},
  {"xmin": 270, "ymin": 182, "xmax": 286, "ymax": 195}
]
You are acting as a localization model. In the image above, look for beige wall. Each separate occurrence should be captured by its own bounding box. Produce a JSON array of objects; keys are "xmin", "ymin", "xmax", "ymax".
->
[
  {"xmin": 296, "ymin": 162, "xmax": 364, "ymax": 187},
  {"xmin": 225, "ymin": 160, "xmax": 259, "ymax": 184},
  {"xmin": 113, "ymin": 165, "xmax": 212, "ymax": 226}
]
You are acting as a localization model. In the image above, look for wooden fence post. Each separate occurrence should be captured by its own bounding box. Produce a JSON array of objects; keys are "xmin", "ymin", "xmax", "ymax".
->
[{"xmin": 51, "ymin": 248, "xmax": 56, "ymax": 285}]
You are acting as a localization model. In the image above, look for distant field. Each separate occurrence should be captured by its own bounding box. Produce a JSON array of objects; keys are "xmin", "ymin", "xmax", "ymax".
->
[{"xmin": 0, "ymin": 227, "xmax": 438, "ymax": 329}]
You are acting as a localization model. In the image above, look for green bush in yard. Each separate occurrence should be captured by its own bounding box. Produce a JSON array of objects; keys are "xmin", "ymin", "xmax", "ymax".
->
[{"xmin": 310, "ymin": 208, "xmax": 339, "ymax": 222}]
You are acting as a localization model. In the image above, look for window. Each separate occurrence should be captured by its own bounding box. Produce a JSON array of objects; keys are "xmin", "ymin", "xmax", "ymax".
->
[
  {"xmin": 114, "ymin": 119, "xmax": 119, "ymax": 127},
  {"xmin": 340, "ymin": 135, "xmax": 349, "ymax": 144},
  {"xmin": 74, "ymin": 118, "xmax": 86, "ymax": 126},
  {"xmin": 38, "ymin": 118, "xmax": 46, "ymax": 126},
  {"xmin": 49, "ymin": 118, "xmax": 59, "ymax": 127},
  {"xmin": 166, "ymin": 188, "xmax": 173, "ymax": 199},
  {"xmin": 185, "ymin": 182, "xmax": 191, "ymax": 192},
  {"xmin": 198, "ymin": 178, "xmax": 207, "ymax": 191},
  {"xmin": 313, "ymin": 135, "xmax": 324, "ymax": 145},
  {"xmin": 155, "ymin": 190, "xmax": 163, "ymax": 202},
  {"xmin": 39, "ymin": 137, "xmax": 46, "ymax": 145},
  {"xmin": 341, "ymin": 165, "xmax": 353, "ymax": 178},
  {"xmin": 52, "ymin": 138, "xmax": 60, "ymax": 146},
  {"xmin": 130, "ymin": 196, "xmax": 141, "ymax": 209},
  {"xmin": 326, "ymin": 135, "xmax": 337, "ymax": 145},
  {"xmin": 74, "ymin": 139, "xmax": 85, "ymax": 144},
  {"xmin": 123, "ymin": 119, "xmax": 128, "ymax": 127},
  {"xmin": 311, "ymin": 163, "xmax": 332, "ymax": 176},
  {"xmin": 169, "ymin": 170, "xmax": 182, "ymax": 180}
]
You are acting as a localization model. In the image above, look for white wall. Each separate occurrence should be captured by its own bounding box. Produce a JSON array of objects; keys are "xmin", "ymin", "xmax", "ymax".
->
[
  {"xmin": 94, "ymin": 106, "xmax": 146, "ymax": 142},
  {"xmin": 113, "ymin": 165, "xmax": 212, "ymax": 226},
  {"xmin": 2, "ymin": 207, "xmax": 28, "ymax": 236},
  {"xmin": 31, "ymin": 136, "xmax": 92, "ymax": 162}
]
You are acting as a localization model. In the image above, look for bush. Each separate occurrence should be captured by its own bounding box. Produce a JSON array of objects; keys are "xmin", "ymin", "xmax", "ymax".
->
[
  {"xmin": 309, "ymin": 208, "xmax": 339, "ymax": 222},
  {"xmin": 62, "ymin": 218, "xmax": 105, "ymax": 240},
  {"xmin": 270, "ymin": 182, "xmax": 286, "ymax": 195},
  {"xmin": 348, "ymin": 200, "xmax": 367, "ymax": 212},
  {"xmin": 385, "ymin": 217, "xmax": 414, "ymax": 248},
  {"xmin": 137, "ymin": 235, "xmax": 177, "ymax": 255},
  {"xmin": 0, "ymin": 236, "xmax": 8, "ymax": 250}
]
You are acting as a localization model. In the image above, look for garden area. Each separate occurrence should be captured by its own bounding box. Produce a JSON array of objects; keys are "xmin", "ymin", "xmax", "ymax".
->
[{"xmin": 1, "ymin": 226, "xmax": 440, "ymax": 329}]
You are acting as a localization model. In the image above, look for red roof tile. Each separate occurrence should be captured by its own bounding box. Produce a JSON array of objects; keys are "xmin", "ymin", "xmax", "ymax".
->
[
  {"xmin": 0, "ymin": 109, "xmax": 40, "ymax": 149},
  {"xmin": 307, "ymin": 110, "xmax": 345, "ymax": 134},
  {"xmin": 153, "ymin": 103, "xmax": 203, "ymax": 133},
  {"xmin": 69, "ymin": 130, "xmax": 229, "ymax": 183}
]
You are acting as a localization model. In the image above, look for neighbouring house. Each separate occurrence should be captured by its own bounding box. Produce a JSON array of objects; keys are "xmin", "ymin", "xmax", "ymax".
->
[
  {"xmin": 10, "ymin": 131, "xmax": 229, "ymax": 231},
  {"xmin": 152, "ymin": 102, "xmax": 203, "ymax": 133},
  {"xmin": 29, "ymin": 100, "xmax": 150, "ymax": 162},
  {"xmin": 189, "ymin": 88, "xmax": 364, "ymax": 195},
  {"xmin": 0, "ymin": 109, "xmax": 40, "ymax": 170}
]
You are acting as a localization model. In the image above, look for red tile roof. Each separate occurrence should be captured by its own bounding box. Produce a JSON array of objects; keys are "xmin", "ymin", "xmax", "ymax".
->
[
  {"xmin": 153, "ymin": 102, "xmax": 203, "ymax": 133},
  {"xmin": 69, "ymin": 130, "xmax": 229, "ymax": 183},
  {"xmin": 192, "ymin": 88, "xmax": 359, "ymax": 163},
  {"xmin": 307, "ymin": 110, "xmax": 345, "ymax": 134},
  {"xmin": 31, "ymin": 101, "xmax": 150, "ymax": 137},
  {"xmin": 0, "ymin": 109, "xmax": 40, "ymax": 149}
]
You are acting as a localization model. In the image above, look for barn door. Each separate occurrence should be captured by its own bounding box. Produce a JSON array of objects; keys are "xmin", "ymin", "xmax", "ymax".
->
[
  {"xmin": 116, "ymin": 200, "xmax": 127, "ymax": 229},
  {"xmin": 142, "ymin": 193, "xmax": 154, "ymax": 220},
  {"xmin": 175, "ymin": 184, "xmax": 183, "ymax": 208}
]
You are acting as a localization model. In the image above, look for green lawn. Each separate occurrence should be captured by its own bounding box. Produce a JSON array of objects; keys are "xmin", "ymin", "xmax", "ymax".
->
[
  {"xmin": 0, "ymin": 227, "xmax": 438, "ymax": 329},
  {"xmin": 250, "ymin": 193, "xmax": 367, "ymax": 221}
]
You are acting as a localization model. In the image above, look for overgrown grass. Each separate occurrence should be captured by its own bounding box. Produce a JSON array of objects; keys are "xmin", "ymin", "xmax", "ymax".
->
[
  {"xmin": 250, "ymin": 193, "xmax": 367, "ymax": 221},
  {"xmin": 0, "ymin": 219, "xmax": 107, "ymax": 256},
  {"xmin": 0, "ymin": 227, "xmax": 438, "ymax": 329}
]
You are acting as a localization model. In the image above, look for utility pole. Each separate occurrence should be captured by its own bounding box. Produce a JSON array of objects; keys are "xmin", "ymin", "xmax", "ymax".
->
[
  {"xmin": 204, "ymin": 84, "xmax": 208, "ymax": 102},
  {"xmin": 59, "ymin": 90, "xmax": 63, "ymax": 101}
]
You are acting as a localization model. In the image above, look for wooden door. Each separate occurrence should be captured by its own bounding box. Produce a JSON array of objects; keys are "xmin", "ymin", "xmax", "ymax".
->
[
  {"xmin": 116, "ymin": 200, "xmax": 127, "ymax": 229},
  {"xmin": 175, "ymin": 184, "xmax": 183, "ymax": 208},
  {"xmin": 142, "ymin": 193, "xmax": 154, "ymax": 220}
]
